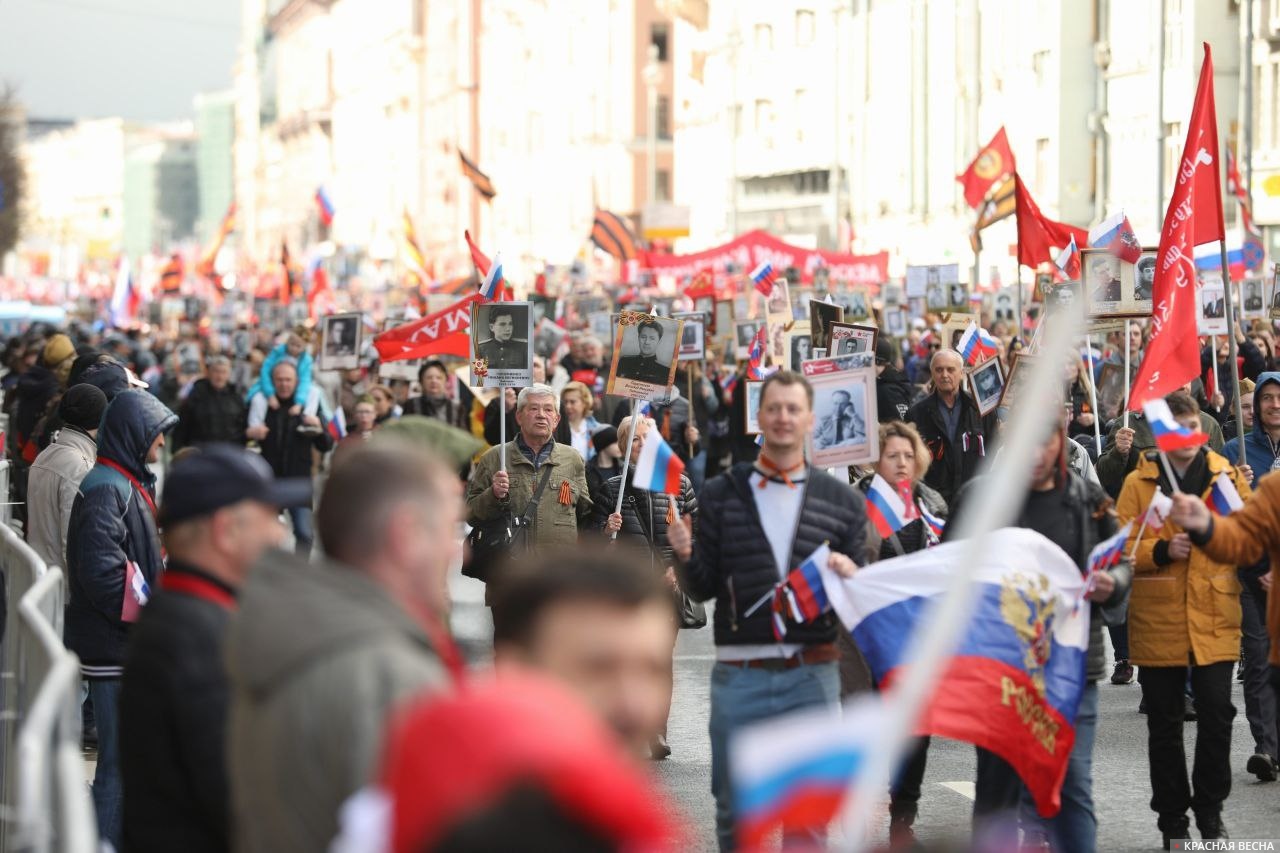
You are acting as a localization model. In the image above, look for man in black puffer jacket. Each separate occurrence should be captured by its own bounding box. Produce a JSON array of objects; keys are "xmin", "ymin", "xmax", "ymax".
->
[
  {"xmin": 172, "ymin": 356, "xmax": 247, "ymax": 449},
  {"xmin": 668, "ymin": 371, "xmax": 869, "ymax": 851}
]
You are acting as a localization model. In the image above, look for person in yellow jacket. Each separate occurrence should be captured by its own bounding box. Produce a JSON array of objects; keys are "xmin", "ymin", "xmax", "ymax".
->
[{"xmin": 1116, "ymin": 391, "xmax": 1251, "ymax": 848}]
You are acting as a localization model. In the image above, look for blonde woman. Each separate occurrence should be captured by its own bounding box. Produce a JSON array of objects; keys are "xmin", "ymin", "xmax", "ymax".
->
[{"xmin": 553, "ymin": 380, "xmax": 600, "ymax": 461}]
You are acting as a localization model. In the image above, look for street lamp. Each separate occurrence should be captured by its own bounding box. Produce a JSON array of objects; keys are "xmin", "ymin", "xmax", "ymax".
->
[{"xmin": 642, "ymin": 44, "xmax": 663, "ymax": 203}]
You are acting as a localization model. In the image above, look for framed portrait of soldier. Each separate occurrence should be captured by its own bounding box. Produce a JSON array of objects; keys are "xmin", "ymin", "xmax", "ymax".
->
[
  {"xmin": 534, "ymin": 316, "xmax": 567, "ymax": 358},
  {"xmin": 1033, "ymin": 272, "xmax": 1054, "ymax": 304},
  {"xmin": 968, "ymin": 357, "xmax": 1005, "ymax": 417},
  {"xmin": 673, "ymin": 312, "xmax": 706, "ymax": 362},
  {"xmin": 945, "ymin": 280, "xmax": 970, "ymax": 314},
  {"xmin": 1242, "ymin": 278, "xmax": 1266, "ymax": 320},
  {"xmin": 837, "ymin": 288, "xmax": 871, "ymax": 321},
  {"xmin": 470, "ymin": 302, "xmax": 533, "ymax": 388},
  {"xmin": 744, "ymin": 380, "xmax": 763, "ymax": 434},
  {"xmin": 1197, "ymin": 275, "xmax": 1229, "ymax": 336},
  {"xmin": 1096, "ymin": 362, "xmax": 1126, "ymax": 423},
  {"xmin": 829, "ymin": 322, "xmax": 878, "ymax": 358},
  {"xmin": 734, "ymin": 319, "xmax": 763, "ymax": 360},
  {"xmin": 884, "ymin": 307, "xmax": 908, "ymax": 338},
  {"xmin": 607, "ymin": 311, "xmax": 683, "ymax": 399},
  {"xmin": 1132, "ymin": 250, "xmax": 1157, "ymax": 313},
  {"xmin": 808, "ymin": 366, "xmax": 878, "ymax": 468},
  {"xmin": 715, "ymin": 300, "xmax": 735, "ymax": 342},
  {"xmin": 318, "ymin": 312, "xmax": 362, "ymax": 372},
  {"xmin": 906, "ymin": 263, "xmax": 958, "ymax": 302},
  {"xmin": 993, "ymin": 289, "xmax": 1016, "ymax": 323},
  {"xmin": 999, "ymin": 354, "xmax": 1037, "ymax": 408},
  {"xmin": 808, "ymin": 299, "xmax": 844, "ymax": 352},
  {"xmin": 766, "ymin": 279, "xmax": 792, "ymax": 321},
  {"xmin": 1081, "ymin": 249, "xmax": 1136, "ymax": 318},
  {"xmin": 785, "ymin": 322, "xmax": 813, "ymax": 371},
  {"xmin": 943, "ymin": 314, "xmax": 975, "ymax": 353},
  {"xmin": 1044, "ymin": 281, "xmax": 1082, "ymax": 317},
  {"xmin": 694, "ymin": 296, "xmax": 716, "ymax": 325},
  {"xmin": 1270, "ymin": 264, "xmax": 1280, "ymax": 320}
]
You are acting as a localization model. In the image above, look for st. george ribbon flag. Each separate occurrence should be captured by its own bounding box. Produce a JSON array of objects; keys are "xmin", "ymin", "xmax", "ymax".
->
[{"xmin": 810, "ymin": 527, "xmax": 1089, "ymax": 817}]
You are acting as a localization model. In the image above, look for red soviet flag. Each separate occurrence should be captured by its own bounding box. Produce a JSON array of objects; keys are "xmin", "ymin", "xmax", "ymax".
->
[
  {"xmin": 1014, "ymin": 176, "xmax": 1088, "ymax": 271},
  {"xmin": 374, "ymin": 292, "xmax": 481, "ymax": 362},
  {"xmin": 1129, "ymin": 44, "xmax": 1225, "ymax": 410},
  {"xmin": 957, "ymin": 127, "xmax": 1016, "ymax": 209}
]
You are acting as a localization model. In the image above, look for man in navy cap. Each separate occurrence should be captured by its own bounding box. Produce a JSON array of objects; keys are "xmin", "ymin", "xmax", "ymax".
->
[{"xmin": 120, "ymin": 444, "xmax": 311, "ymax": 853}]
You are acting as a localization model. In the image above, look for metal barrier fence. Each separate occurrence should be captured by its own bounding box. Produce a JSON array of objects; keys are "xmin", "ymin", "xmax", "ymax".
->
[
  {"xmin": 0, "ymin": 460, "xmax": 12, "ymax": 531},
  {"xmin": 0, "ymin": 524, "xmax": 96, "ymax": 852}
]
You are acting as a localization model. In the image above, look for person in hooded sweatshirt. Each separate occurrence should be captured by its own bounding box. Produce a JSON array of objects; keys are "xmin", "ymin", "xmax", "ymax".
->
[
  {"xmin": 875, "ymin": 337, "xmax": 915, "ymax": 423},
  {"xmin": 64, "ymin": 389, "xmax": 177, "ymax": 849},
  {"xmin": 26, "ymin": 384, "xmax": 108, "ymax": 570}
]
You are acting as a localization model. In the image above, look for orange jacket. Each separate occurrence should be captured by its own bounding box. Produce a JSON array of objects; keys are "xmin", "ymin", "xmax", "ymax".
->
[
  {"xmin": 1189, "ymin": 469, "xmax": 1280, "ymax": 666},
  {"xmin": 1117, "ymin": 451, "xmax": 1251, "ymax": 667}
]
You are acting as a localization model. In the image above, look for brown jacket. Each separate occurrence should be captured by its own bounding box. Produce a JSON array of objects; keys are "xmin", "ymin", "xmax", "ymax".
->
[
  {"xmin": 1189, "ymin": 470, "xmax": 1280, "ymax": 666},
  {"xmin": 1117, "ymin": 451, "xmax": 1251, "ymax": 667}
]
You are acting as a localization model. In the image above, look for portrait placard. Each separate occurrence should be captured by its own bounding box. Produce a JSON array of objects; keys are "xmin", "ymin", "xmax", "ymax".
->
[
  {"xmin": 606, "ymin": 311, "xmax": 684, "ymax": 399},
  {"xmin": 943, "ymin": 314, "xmax": 976, "ymax": 353},
  {"xmin": 714, "ymin": 300, "xmax": 735, "ymax": 342},
  {"xmin": 884, "ymin": 307, "xmax": 908, "ymax": 338},
  {"xmin": 906, "ymin": 263, "xmax": 959, "ymax": 302},
  {"xmin": 968, "ymin": 357, "xmax": 1005, "ymax": 417},
  {"xmin": 808, "ymin": 298, "xmax": 844, "ymax": 352},
  {"xmin": 673, "ymin": 311, "xmax": 707, "ymax": 362},
  {"xmin": 1096, "ymin": 362, "xmax": 1126, "ymax": 422},
  {"xmin": 945, "ymin": 280, "xmax": 970, "ymax": 314},
  {"xmin": 766, "ymin": 279, "xmax": 792, "ymax": 322},
  {"xmin": 800, "ymin": 352, "xmax": 875, "ymax": 376},
  {"xmin": 470, "ymin": 302, "xmax": 534, "ymax": 387},
  {"xmin": 318, "ymin": 312, "xmax": 362, "ymax": 372},
  {"xmin": 733, "ymin": 319, "xmax": 764, "ymax": 360},
  {"xmin": 999, "ymin": 353, "xmax": 1037, "ymax": 408},
  {"xmin": 785, "ymin": 322, "xmax": 813, "ymax": 371},
  {"xmin": 1196, "ymin": 275, "xmax": 1228, "ymax": 336},
  {"xmin": 1270, "ymin": 263, "xmax": 1280, "ymax": 320},
  {"xmin": 993, "ymin": 288, "xmax": 1016, "ymax": 323},
  {"xmin": 808, "ymin": 366, "xmax": 878, "ymax": 467},
  {"xmin": 744, "ymin": 380, "xmax": 763, "ymax": 435},
  {"xmin": 1082, "ymin": 247, "xmax": 1149, "ymax": 319},
  {"xmin": 828, "ymin": 322, "xmax": 878, "ymax": 358},
  {"xmin": 1242, "ymin": 278, "xmax": 1267, "ymax": 320}
]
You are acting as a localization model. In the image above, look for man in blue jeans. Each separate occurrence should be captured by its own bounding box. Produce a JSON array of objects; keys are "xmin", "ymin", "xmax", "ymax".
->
[
  {"xmin": 668, "ymin": 371, "xmax": 868, "ymax": 850},
  {"xmin": 65, "ymin": 389, "xmax": 177, "ymax": 848}
]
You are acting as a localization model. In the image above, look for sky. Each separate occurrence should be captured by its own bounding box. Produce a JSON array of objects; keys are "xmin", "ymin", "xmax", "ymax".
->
[{"xmin": 0, "ymin": 0, "xmax": 241, "ymax": 122}]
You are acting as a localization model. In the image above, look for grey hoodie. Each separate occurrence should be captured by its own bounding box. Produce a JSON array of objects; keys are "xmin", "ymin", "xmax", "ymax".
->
[{"xmin": 225, "ymin": 550, "xmax": 447, "ymax": 853}]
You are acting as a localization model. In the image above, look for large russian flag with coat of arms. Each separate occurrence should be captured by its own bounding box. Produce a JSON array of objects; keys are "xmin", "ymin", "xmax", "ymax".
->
[{"xmin": 815, "ymin": 528, "xmax": 1090, "ymax": 817}]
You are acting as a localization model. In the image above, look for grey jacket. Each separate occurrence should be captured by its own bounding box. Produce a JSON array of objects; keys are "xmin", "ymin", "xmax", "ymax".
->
[
  {"xmin": 25, "ymin": 427, "xmax": 95, "ymax": 570},
  {"xmin": 225, "ymin": 551, "xmax": 448, "ymax": 853}
]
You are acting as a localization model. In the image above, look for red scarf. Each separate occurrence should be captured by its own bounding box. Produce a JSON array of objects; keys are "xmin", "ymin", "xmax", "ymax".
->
[
  {"xmin": 97, "ymin": 456, "xmax": 158, "ymax": 519},
  {"xmin": 756, "ymin": 454, "xmax": 803, "ymax": 489},
  {"xmin": 161, "ymin": 571, "xmax": 237, "ymax": 610}
]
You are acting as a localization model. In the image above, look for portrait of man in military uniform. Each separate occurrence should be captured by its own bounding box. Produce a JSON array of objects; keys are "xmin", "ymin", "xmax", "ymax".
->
[
  {"xmin": 475, "ymin": 305, "xmax": 530, "ymax": 370},
  {"xmin": 615, "ymin": 318, "xmax": 674, "ymax": 385}
]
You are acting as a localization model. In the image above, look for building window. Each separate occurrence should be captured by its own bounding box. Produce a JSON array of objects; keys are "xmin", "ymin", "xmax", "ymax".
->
[
  {"xmin": 1034, "ymin": 137, "xmax": 1050, "ymax": 196},
  {"xmin": 1032, "ymin": 50, "xmax": 1050, "ymax": 88},
  {"xmin": 754, "ymin": 98, "xmax": 774, "ymax": 133},
  {"xmin": 795, "ymin": 10, "xmax": 815, "ymax": 46},
  {"xmin": 656, "ymin": 95, "xmax": 671, "ymax": 140},
  {"xmin": 754, "ymin": 23, "xmax": 773, "ymax": 51},
  {"xmin": 1163, "ymin": 120, "xmax": 1182, "ymax": 194},
  {"xmin": 650, "ymin": 22, "xmax": 669, "ymax": 63},
  {"xmin": 794, "ymin": 89, "xmax": 809, "ymax": 141},
  {"xmin": 655, "ymin": 169, "xmax": 671, "ymax": 201}
]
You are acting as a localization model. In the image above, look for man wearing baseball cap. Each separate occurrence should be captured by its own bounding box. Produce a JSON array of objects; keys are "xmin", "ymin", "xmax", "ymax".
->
[{"xmin": 120, "ymin": 444, "xmax": 310, "ymax": 853}]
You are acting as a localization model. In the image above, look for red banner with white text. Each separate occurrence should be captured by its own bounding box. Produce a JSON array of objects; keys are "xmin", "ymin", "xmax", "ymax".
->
[{"xmin": 640, "ymin": 231, "xmax": 889, "ymax": 290}]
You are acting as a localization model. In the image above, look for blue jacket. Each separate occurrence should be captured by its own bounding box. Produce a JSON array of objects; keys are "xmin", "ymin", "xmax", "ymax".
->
[
  {"xmin": 1222, "ymin": 370, "xmax": 1280, "ymax": 489},
  {"xmin": 65, "ymin": 390, "xmax": 177, "ymax": 677}
]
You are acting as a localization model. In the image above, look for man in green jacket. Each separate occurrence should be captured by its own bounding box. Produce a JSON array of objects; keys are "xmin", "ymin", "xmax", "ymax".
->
[
  {"xmin": 1096, "ymin": 402, "xmax": 1225, "ymax": 499},
  {"xmin": 467, "ymin": 383, "xmax": 592, "ymax": 553}
]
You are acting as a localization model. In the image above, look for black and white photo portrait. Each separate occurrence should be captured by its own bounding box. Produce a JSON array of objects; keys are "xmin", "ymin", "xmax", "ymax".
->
[
  {"xmin": 607, "ymin": 311, "xmax": 683, "ymax": 398},
  {"xmin": 471, "ymin": 302, "xmax": 533, "ymax": 387},
  {"xmin": 969, "ymin": 357, "xmax": 1005, "ymax": 416},
  {"xmin": 734, "ymin": 320, "xmax": 763, "ymax": 360},
  {"xmin": 318, "ymin": 312, "xmax": 362, "ymax": 372}
]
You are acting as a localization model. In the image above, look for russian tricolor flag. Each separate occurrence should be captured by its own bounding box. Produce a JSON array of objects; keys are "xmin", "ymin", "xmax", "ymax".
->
[
  {"xmin": 956, "ymin": 321, "xmax": 999, "ymax": 366},
  {"xmin": 865, "ymin": 474, "xmax": 917, "ymax": 538},
  {"xmin": 1206, "ymin": 472, "xmax": 1244, "ymax": 516},
  {"xmin": 1054, "ymin": 235, "xmax": 1081, "ymax": 280},
  {"xmin": 750, "ymin": 261, "xmax": 779, "ymax": 298},
  {"xmin": 314, "ymin": 186, "xmax": 335, "ymax": 226},
  {"xmin": 1142, "ymin": 488, "xmax": 1173, "ymax": 530},
  {"xmin": 632, "ymin": 427, "xmax": 685, "ymax": 495},
  {"xmin": 746, "ymin": 325, "xmax": 772, "ymax": 380},
  {"xmin": 919, "ymin": 502, "xmax": 945, "ymax": 543},
  {"xmin": 1088, "ymin": 211, "xmax": 1141, "ymax": 264},
  {"xmin": 110, "ymin": 257, "xmax": 141, "ymax": 328},
  {"xmin": 783, "ymin": 543, "xmax": 832, "ymax": 622},
  {"xmin": 1142, "ymin": 398, "xmax": 1208, "ymax": 453},
  {"xmin": 731, "ymin": 693, "xmax": 888, "ymax": 848},
  {"xmin": 326, "ymin": 406, "xmax": 347, "ymax": 441},
  {"xmin": 478, "ymin": 251, "xmax": 505, "ymax": 301},
  {"xmin": 1086, "ymin": 522, "xmax": 1131, "ymax": 576},
  {"xmin": 825, "ymin": 528, "xmax": 1090, "ymax": 817}
]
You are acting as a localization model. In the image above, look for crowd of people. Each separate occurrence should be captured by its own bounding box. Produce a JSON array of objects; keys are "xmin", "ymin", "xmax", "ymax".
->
[{"xmin": 1, "ymin": 280, "xmax": 1278, "ymax": 852}]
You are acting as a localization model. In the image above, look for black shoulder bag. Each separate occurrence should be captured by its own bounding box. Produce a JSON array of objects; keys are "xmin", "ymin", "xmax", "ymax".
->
[{"xmin": 463, "ymin": 463, "xmax": 556, "ymax": 584}]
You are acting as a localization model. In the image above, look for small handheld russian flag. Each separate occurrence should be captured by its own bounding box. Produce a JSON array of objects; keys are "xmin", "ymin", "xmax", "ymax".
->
[
  {"xmin": 1086, "ymin": 522, "xmax": 1132, "ymax": 576},
  {"xmin": 326, "ymin": 406, "xmax": 347, "ymax": 441},
  {"xmin": 750, "ymin": 261, "xmax": 778, "ymax": 298},
  {"xmin": 314, "ymin": 186, "xmax": 335, "ymax": 226},
  {"xmin": 1142, "ymin": 398, "xmax": 1208, "ymax": 453},
  {"xmin": 478, "ymin": 251, "xmax": 505, "ymax": 301},
  {"xmin": 1054, "ymin": 235, "xmax": 1081, "ymax": 280},
  {"xmin": 1143, "ymin": 488, "xmax": 1174, "ymax": 530},
  {"xmin": 956, "ymin": 321, "xmax": 999, "ymax": 366},
  {"xmin": 632, "ymin": 427, "xmax": 685, "ymax": 495},
  {"xmin": 122, "ymin": 560, "xmax": 150, "ymax": 623},
  {"xmin": 918, "ymin": 502, "xmax": 945, "ymax": 543},
  {"xmin": 746, "ymin": 325, "xmax": 773, "ymax": 380},
  {"xmin": 1088, "ymin": 211, "xmax": 1142, "ymax": 264},
  {"xmin": 864, "ymin": 475, "xmax": 917, "ymax": 538},
  {"xmin": 1206, "ymin": 472, "xmax": 1244, "ymax": 516}
]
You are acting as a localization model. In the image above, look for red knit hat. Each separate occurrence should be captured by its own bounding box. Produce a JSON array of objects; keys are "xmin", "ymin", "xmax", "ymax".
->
[{"xmin": 377, "ymin": 670, "xmax": 685, "ymax": 852}]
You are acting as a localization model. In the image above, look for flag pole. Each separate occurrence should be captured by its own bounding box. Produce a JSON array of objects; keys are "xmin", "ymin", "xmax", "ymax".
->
[
  {"xmin": 1209, "ymin": 333, "xmax": 1219, "ymax": 401},
  {"xmin": 1122, "ymin": 320, "xmax": 1131, "ymax": 429},
  {"xmin": 610, "ymin": 421, "xmax": 638, "ymax": 542},
  {"xmin": 1221, "ymin": 133, "xmax": 1248, "ymax": 467},
  {"xmin": 499, "ymin": 389, "xmax": 507, "ymax": 472},
  {"xmin": 1084, "ymin": 335, "xmax": 1103, "ymax": 455},
  {"xmin": 1156, "ymin": 448, "xmax": 1182, "ymax": 495}
]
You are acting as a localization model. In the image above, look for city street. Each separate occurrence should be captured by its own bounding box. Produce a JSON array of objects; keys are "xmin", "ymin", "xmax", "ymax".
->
[{"xmin": 451, "ymin": 570, "xmax": 1280, "ymax": 852}]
